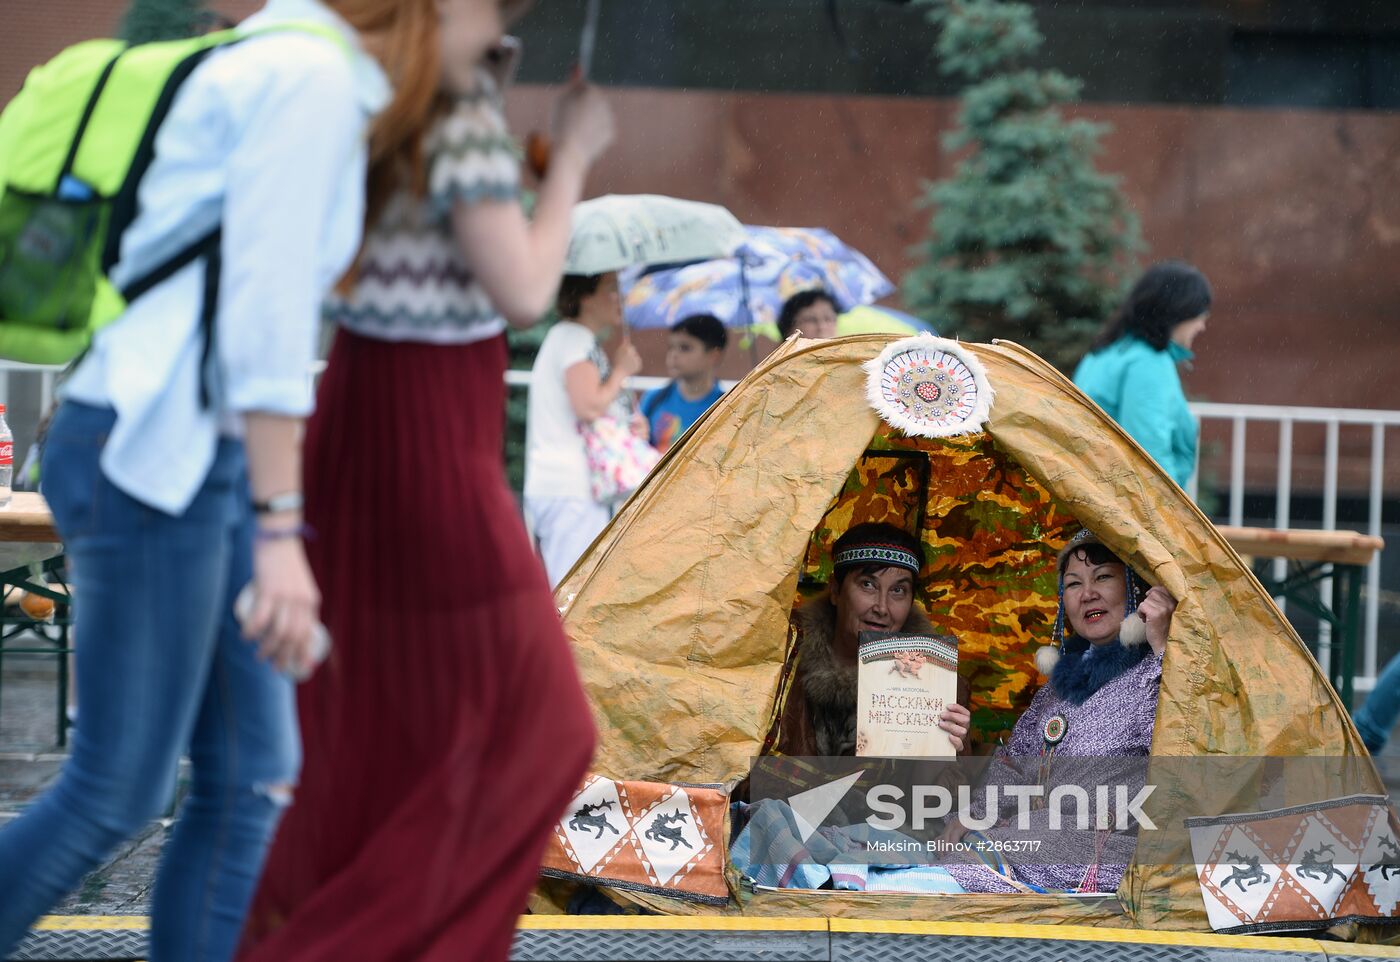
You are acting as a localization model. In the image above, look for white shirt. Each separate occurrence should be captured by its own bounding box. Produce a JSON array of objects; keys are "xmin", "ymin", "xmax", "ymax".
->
[
  {"xmin": 524, "ymin": 321, "xmax": 627, "ymax": 501},
  {"xmin": 62, "ymin": 0, "xmax": 389, "ymax": 514}
]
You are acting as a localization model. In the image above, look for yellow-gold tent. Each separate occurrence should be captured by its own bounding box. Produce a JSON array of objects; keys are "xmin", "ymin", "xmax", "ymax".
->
[{"xmin": 545, "ymin": 335, "xmax": 1389, "ymax": 937}]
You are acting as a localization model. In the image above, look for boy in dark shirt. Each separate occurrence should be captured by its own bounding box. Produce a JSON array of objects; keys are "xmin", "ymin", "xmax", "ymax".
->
[{"xmin": 641, "ymin": 314, "xmax": 727, "ymax": 452}]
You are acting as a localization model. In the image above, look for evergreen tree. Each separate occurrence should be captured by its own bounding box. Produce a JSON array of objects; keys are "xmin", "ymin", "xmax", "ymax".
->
[
  {"xmin": 903, "ymin": 0, "xmax": 1142, "ymax": 373},
  {"xmin": 119, "ymin": 0, "xmax": 208, "ymax": 43}
]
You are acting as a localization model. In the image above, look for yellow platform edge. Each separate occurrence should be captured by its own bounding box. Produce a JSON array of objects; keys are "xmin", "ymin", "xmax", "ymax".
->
[
  {"xmin": 34, "ymin": 913, "xmax": 1400, "ymax": 956},
  {"xmin": 516, "ymin": 915, "xmax": 827, "ymax": 932},
  {"xmin": 830, "ymin": 917, "xmax": 1322, "ymax": 951},
  {"xmin": 1323, "ymin": 945, "xmax": 1400, "ymax": 959},
  {"xmin": 34, "ymin": 916, "xmax": 149, "ymax": 932}
]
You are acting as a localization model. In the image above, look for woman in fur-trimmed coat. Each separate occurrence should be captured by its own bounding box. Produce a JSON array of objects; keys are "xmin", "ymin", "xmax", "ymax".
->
[
  {"xmin": 769, "ymin": 522, "xmax": 971, "ymax": 758},
  {"xmin": 774, "ymin": 596, "xmax": 970, "ymax": 757}
]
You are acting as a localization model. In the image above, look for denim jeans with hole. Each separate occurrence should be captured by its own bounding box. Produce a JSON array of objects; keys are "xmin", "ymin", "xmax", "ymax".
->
[{"xmin": 0, "ymin": 402, "xmax": 300, "ymax": 961}]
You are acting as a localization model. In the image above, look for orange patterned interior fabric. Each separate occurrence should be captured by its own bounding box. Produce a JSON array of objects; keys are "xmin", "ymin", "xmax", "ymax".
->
[{"xmin": 798, "ymin": 424, "xmax": 1080, "ymax": 744}]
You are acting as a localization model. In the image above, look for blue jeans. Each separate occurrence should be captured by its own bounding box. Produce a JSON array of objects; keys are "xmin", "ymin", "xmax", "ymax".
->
[
  {"xmin": 0, "ymin": 403, "xmax": 300, "ymax": 961},
  {"xmin": 1354, "ymin": 651, "xmax": 1400, "ymax": 753}
]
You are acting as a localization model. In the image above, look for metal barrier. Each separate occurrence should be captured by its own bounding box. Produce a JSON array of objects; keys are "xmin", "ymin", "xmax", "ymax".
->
[{"xmin": 1189, "ymin": 403, "xmax": 1400, "ymax": 691}]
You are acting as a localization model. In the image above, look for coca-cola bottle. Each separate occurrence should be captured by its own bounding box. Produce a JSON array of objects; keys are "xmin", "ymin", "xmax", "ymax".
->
[{"xmin": 0, "ymin": 403, "xmax": 12, "ymax": 508}]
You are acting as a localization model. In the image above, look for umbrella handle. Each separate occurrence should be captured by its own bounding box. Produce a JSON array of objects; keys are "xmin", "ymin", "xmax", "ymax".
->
[
  {"xmin": 826, "ymin": 0, "xmax": 861, "ymax": 63},
  {"xmin": 739, "ymin": 256, "xmax": 755, "ymax": 328},
  {"xmin": 523, "ymin": 67, "xmax": 586, "ymax": 181},
  {"xmin": 525, "ymin": 131, "xmax": 551, "ymax": 180},
  {"xmin": 739, "ymin": 256, "xmax": 761, "ymax": 367}
]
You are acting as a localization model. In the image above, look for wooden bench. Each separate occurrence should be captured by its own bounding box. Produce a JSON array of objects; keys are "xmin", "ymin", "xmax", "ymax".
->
[
  {"xmin": 1218, "ymin": 524, "xmax": 1384, "ymax": 708},
  {"xmin": 0, "ymin": 492, "xmax": 71, "ymax": 748}
]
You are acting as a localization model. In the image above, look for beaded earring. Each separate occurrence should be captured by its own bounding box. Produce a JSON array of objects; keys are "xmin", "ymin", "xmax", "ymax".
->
[{"xmin": 1037, "ymin": 575, "xmax": 1070, "ymax": 676}]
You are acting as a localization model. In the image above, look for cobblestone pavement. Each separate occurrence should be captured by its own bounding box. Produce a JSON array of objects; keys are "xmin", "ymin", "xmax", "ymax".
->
[
  {"xmin": 6, "ymin": 646, "xmax": 1400, "ymax": 920},
  {"xmin": 1, "ymin": 651, "xmax": 171, "ymax": 916}
]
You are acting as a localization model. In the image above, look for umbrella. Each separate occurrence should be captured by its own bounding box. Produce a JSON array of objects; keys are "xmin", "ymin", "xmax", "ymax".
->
[
  {"xmin": 835, "ymin": 304, "xmax": 935, "ymax": 335},
  {"xmin": 747, "ymin": 304, "xmax": 936, "ymax": 342},
  {"xmin": 563, "ymin": 194, "xmax": 746, "ymax": 275},
  {"xmin": 621, "ymin": 226, "xmax": 894, "ymax": 330}
]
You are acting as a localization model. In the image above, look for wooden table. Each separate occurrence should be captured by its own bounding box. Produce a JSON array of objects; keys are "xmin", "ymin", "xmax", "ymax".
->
[
  {"xmin": 1216, "ymin": 525, "xmax": 1384, "ymax": 569},
  {"xmin": 1218, "ymin": 524, "xmax": 1384, "ymax": 709},
  {"xmin": 0, "ymin": 491, "xmax": 71, "ymax": 748},
  {"xmin": 0, "ymin": 492, "xmax": 61, "ymax": 543},
  {"xmin": 0, "ymin": 491, "xmax": 62, "ymax": 574}
]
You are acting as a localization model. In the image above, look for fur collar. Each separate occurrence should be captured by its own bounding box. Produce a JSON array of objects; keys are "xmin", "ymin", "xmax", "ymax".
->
[
  {"xmin": 1049, "ymin": 637, "xmax": 1150, "ymax": 705},
  {"xmin": 795, "ymin": 597, "xmax": 938, "ymax": 756}
]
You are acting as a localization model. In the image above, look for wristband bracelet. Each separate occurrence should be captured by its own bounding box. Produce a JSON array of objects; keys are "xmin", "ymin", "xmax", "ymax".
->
[
  {"xmin": 252, "ymin": 491, "xmax": 303, "ymax": 515},
  {"xmin": 254, "ymin": 524, "xmax": 315, "ymax": 543}
]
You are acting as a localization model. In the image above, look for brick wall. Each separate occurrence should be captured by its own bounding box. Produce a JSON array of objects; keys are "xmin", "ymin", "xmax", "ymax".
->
[
  {"xmin": 502, "ymin": 85, "xmax": 1400, "ymax": 493},
  {"xmin": 5, "ymin": 0, "xmax": 1397, "ymax": 493},
  {"xmin": 1, "ymin": 1, "xmax": 259, "ymax": 100}
]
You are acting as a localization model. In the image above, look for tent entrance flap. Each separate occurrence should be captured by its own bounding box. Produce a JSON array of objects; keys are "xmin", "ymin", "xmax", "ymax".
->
[{"xmin": 796, "ymin": 427, "xmax": 1078, "ymax": 744}]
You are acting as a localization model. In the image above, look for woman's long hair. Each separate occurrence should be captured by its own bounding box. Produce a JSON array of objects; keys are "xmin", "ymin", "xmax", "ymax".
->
[
  {"xmin": 324, "ymin": 0, "xmax": 443, "ymax": 233},
  {"xmin": 1090, "ymin": 261, "xmax": 1213, "ymax": 352}
]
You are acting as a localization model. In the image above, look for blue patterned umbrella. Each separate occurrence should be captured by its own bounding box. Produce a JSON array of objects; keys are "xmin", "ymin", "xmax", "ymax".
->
[{"xmin": 621, "ymin": 226, "xmax": 894, "ymax": 330}]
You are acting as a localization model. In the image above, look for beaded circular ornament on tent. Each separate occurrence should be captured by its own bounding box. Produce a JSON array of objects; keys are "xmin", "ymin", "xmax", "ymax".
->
[{"xmin": 863, "ymin": 334, "xmax": 995, "ymax": 439}]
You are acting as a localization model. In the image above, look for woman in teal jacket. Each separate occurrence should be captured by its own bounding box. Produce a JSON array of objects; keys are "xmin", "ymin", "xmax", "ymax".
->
[{"xmin": 1074, "ymin": 262, "xmax": 1213, "ymax": 488}]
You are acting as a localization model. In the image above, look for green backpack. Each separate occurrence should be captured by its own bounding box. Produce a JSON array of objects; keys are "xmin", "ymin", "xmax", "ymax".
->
[{"xmin": 0, "ymin": 22, "xmax": 345, "ymax": 366}]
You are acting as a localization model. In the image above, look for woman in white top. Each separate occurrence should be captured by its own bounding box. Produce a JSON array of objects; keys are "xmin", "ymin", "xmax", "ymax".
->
[
  {"xmin": 524, "ymin": 270, "xmax": 644, "ymax": 585},
  {"xmin": 0, "ymin": 2, "xmax": 392, "ymax": 959}
]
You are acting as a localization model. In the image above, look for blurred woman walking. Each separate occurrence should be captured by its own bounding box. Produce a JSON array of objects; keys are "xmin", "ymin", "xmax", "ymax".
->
[{"xmin": 239, "ymin": 2, "xmax": 613, "ymax": 959}]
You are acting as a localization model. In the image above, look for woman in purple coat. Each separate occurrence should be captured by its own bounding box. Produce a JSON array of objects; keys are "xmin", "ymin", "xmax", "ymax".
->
[{"xmin": 942, "ymin": 528, "xmax": 1179, "ymax": 894}]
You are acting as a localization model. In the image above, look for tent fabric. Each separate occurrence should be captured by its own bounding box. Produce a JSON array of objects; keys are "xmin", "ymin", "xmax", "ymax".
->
[
  {"xmin": 795, "ymin": 428, "xmax": 1080, "ymax": 742},
  {"xmin": 549, "ymin": 335, "xmax": 1385, "ymax": 934}
]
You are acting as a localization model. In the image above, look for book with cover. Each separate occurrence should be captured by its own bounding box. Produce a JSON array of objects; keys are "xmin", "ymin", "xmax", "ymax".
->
[{"xmin": 855, "ymin": 632, "xmax": 960, "ymax": 758}]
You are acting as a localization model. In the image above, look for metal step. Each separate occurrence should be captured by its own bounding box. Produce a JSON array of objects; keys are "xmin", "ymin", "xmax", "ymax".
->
[{"xmin": 11, "ymin": 915, "xmax": 1386, "ymax": 962}]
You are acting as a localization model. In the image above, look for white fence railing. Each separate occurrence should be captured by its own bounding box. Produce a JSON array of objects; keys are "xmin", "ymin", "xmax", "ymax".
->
[
  {"xmin": 5, "ymin": 362, "xmax": 1397, "ymax": 691},
  {"xmin": 1188, "ymin": 402, "xmax": 1400, "ymax": 690}
]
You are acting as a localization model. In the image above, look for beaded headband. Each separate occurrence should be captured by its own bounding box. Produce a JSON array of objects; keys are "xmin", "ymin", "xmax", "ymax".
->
[{"xmin": 832, "ymin": 542, "xmax": 921, "ymax": 576}]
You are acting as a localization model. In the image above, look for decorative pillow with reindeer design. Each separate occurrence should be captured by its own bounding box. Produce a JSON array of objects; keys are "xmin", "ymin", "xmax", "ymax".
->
[
  {"xmin": 1187, "ymin": 794, "xmax": 1400, "ymax": 934},
  {"xmin": 540, "ymin": 775, "xmax": 730, "ymax": 906}
]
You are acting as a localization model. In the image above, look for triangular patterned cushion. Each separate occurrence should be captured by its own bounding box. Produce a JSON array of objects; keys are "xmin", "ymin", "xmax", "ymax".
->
[
  {"xmin": 539, "ymin": 775, "xmax": 730, "ymax": 906},
  {"xmin": 1187, "ymin": 794, "xmax": 1400, "ymax": 934}
]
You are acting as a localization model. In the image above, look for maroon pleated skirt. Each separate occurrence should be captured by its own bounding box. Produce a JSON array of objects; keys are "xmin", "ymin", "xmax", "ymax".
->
[{"xmin": 240, "ymin": 330, "xmax": 596, "ymax": 962}]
